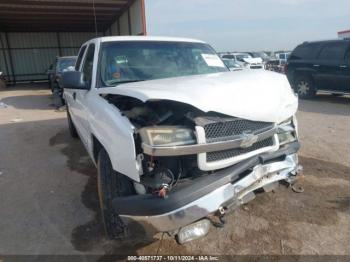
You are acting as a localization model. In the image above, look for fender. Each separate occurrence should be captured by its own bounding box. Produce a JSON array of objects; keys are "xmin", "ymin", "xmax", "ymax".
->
[{"xmin": 88, "ymin": 95, "xmax": 140, "ymax": 182}]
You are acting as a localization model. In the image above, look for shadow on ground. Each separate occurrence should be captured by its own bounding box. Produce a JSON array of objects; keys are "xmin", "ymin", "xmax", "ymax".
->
[
  {"xmin": 49, "ymin": 130, "xmax": 157, "ymax": 258},
  {"xmin": 49, "ymin": 127, "xmax": 350, "ymax": 255},
  {"xmin": 299, "ymin": 94, "xmax": 350, "ymax": 116},
  {"xmin": 1, "ymin": 94, "xmax": 54, "ymax": 110}
]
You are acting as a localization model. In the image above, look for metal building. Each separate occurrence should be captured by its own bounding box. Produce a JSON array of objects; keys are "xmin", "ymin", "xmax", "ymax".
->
[
  {"xmin": 0, "ymin": 0, "xmax": 146, "ymax": 85},
  {"xmin": 338, "ymin": 29, "xmax": 350, "ymax": 39}
]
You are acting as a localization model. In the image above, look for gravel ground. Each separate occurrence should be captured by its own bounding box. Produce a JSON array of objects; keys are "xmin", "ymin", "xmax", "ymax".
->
[{"xmin": 0, "ymin": 85, "xmax": 349, "ymax": 258}]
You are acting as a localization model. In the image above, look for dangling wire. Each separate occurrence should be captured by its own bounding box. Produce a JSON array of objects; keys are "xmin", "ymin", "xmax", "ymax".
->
[{"xmin": 92, "ymin": 0, "xmax": 98, "ymax": 36}]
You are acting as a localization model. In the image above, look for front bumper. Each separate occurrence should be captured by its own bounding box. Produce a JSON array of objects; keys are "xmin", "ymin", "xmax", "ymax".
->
[{"xmin": 115, "ymin": 142, "xmax": 301, "ymax": 234}]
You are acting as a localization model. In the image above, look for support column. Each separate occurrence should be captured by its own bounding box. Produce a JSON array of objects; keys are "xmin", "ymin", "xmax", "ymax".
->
[{"xmin": 5, "ymin": 32, "xmax": 15, "ymax": 85}]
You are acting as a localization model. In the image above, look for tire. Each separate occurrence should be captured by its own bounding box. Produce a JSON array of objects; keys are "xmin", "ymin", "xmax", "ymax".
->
[
  {"xmin": 97, "ymin": 148, "xmax": 135, "ymax": 239},
  {"xmin": 67, "ymin": 108, "xmax": 79, "ymax": 138},
  {"xmin": 294, "ymin": 75, "xmax": 316, "ymax": 99}
]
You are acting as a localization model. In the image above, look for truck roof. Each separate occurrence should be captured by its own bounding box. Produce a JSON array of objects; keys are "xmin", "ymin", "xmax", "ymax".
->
[{"xmin": 97, "ymin": 36, "xmax": 206, "ymax": 44}]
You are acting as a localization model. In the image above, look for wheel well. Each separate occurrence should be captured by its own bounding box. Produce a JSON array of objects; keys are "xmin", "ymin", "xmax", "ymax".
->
[
  {"xmin": 92, "ymin": 135, "xmax": 104, "ymax": 163},
  {"xmin": 294, "ymin": 71, "xmax": 314, "ymax": 85}
]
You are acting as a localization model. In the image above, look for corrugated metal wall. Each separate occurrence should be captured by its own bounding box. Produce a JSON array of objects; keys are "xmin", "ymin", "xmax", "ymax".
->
[
  {"xmin": 0, "ymin": 32, "xmax": 101, "ymax": 84},
  {"xmin": 0, "ymin": 0, "xmax": 145, "ymax": 84},
  {"xmin": 106, "ymin": 0, "xmax": 146, "ymax": 36}
]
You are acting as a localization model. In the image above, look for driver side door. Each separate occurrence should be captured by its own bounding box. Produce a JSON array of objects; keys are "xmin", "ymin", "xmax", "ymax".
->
[{"xmin": 71, "ymin": 43, "xmax": 96, "ymax": 147}]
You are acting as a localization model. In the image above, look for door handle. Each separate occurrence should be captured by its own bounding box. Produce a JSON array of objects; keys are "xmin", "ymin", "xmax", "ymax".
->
[
  {"xmin": 339, "ymin": 65, "xmax": 347, "ymax": 68},
  {"xmin": 313, "ymin": 64, "xmax": 320, "ymax": 67},
  {"xmin": 73, "ymin": 92, "xmax": 76, "ymax": 100}
]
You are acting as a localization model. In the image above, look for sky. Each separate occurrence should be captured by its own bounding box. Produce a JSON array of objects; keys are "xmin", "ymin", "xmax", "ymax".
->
[{"xmin": 145, "ymin": 0, "xmax": 350, "ymax": 52}]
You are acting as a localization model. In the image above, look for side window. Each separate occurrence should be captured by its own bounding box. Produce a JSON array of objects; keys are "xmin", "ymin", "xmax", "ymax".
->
[
  {"xmin": 81, "ymin": 44, "xmax": 95, "ymax": 84},
  {"xmin": 290, "ymin": 43, "xmax": 322, "ymax": 60},
  {"xmin": 318, "ymin": 42, "xmax": 347, "ymax": 61},
  {"xmin": 75, "ymin": 45, "xmax": 87, "ymax": 71}
]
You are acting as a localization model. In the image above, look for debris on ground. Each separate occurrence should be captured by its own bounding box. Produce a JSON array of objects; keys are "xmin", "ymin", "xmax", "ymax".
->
[
  {"xmin": 292, "ymin": 184, "xmax": 305, "ymax": 193},
  {"xmin": 55, "ymin": 105, "xmax": 67, "ymax": 112},
  {"xmin": 0, "ymin": 102, "xmax": 7, "ymax": 109},
  {"xmin": 10, "ymin": 117, "xmax": 23, "ymax": 123}
]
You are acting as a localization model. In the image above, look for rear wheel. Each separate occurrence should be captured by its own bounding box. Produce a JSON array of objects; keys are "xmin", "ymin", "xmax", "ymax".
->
[
  {"xmin": 67, "ymin": 108, "xmax": 78, "ymax": 138},
  {"xmin": 97, "ymin": 148, "xmax": 134, "ymax": 239},
  {"xmin": 294, "ymin": 76, "xmax": 316, "ymax": 99}
]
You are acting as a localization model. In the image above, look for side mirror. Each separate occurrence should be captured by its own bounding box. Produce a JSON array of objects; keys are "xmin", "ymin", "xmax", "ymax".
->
[{"xmin": 61, "ymin": 71, "xmax": 89, "ymax": 90}]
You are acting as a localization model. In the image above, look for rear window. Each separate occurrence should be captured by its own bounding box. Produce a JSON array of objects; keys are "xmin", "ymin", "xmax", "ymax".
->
[
  {"xmin": 290, "ymin": 43, "xmax": 322, "ymax": 60},
  {"xmin": 318, "ymin": 42, "xmax": 348, "ymax": 60}
]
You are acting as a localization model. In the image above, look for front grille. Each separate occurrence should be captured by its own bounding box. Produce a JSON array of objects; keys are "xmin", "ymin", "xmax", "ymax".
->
[
  {"xmin": 204, "ymin": 119, "xmax": 274, "ymax": 143},
  {"xmin": 206, "ymin": 137, "xmax": 274, "ymax": 162}
]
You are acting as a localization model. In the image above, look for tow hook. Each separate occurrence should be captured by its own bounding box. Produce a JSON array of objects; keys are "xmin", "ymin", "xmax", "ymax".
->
[{"xmin": 209, "ymin": 206, "xmax": 226, "ymax": 228}]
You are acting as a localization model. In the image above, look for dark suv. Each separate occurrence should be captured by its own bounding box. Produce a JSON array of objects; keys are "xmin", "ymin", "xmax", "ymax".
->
[{"xmin": 286, "ymin": 39, "xmax": 350, "ymax": 98}]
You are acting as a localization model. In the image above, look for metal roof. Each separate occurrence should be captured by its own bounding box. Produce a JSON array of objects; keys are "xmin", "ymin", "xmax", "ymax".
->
[{"xmin": 0, "ymin": 0, "xmax": 135, "ymax": 32}]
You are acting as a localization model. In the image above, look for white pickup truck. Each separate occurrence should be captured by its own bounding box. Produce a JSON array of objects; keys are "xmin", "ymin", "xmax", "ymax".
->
[{"xmin": 62, "ymin": 36, "xmax": 301, "ymax": 244}]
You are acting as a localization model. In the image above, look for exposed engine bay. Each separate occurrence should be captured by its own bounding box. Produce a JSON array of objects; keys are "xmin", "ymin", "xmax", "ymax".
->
[
  {"xmin": 105, "ymin": 94, "xmax": 214, "ymax": 196},
  {"xmin": 104, "ymin": 94, "xmax": 298, "ymax": 198}
]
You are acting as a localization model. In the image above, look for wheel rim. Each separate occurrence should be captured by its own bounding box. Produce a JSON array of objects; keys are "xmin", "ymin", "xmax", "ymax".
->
[{"xmin": 297, "ymin": 80, "xmax": 310, "ymax": 96}]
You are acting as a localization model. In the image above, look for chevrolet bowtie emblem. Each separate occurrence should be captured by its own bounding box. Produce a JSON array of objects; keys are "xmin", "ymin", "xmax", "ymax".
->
[{"xmin": 240, "ymin": 132, "xmax": 259, "ymax": 148}]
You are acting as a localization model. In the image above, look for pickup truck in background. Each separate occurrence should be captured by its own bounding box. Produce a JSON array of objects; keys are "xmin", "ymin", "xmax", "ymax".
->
[{"xmin": 62, "ymin": 36, "xmax": 301, "ymax": 244}]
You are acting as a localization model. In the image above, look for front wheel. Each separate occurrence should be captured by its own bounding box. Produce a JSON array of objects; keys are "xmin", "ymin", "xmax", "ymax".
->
[
  {"xmin": 97, "ymin": 148, "xmax": 135, "ymax": 239},
  {"xmin": 294, "ymin": 76, "xmax": 316, "ymax": 99}
]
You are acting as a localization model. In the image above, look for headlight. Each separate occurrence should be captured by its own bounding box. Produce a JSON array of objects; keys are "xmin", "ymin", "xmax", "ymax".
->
[
  {"xmin": 139, "ymin": 126, "xmax": 196, "ymax": 147},
  {"xmin": 277, "ymin": 116, "xmax": 298, "ymax": 145}
]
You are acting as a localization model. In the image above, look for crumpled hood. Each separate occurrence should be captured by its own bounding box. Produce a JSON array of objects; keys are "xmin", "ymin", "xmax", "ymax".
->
[
  {"xmin": 98, "ymin": 70, "xmax": 298, "ymax": 123},
  {"xmin": 243, "ymin": 57, "xmax": 263, "ymax": 64}
]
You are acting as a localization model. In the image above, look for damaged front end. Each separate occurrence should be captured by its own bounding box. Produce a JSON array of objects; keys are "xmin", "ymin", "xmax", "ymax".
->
[{"xmin": 105, "ymin": 94, "xmax": 301, "ymax": 242}]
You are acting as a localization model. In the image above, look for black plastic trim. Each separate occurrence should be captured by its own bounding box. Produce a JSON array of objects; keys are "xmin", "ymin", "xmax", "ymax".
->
[{"xmin": 112, "ymin": 142, "xmax": 300, "ymax": 216}]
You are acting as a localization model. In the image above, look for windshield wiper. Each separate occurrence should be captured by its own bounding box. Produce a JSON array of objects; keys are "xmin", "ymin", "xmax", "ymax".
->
[{"xmin": 114, "ymin": 79, "xmax": 146, "ymax": 85}]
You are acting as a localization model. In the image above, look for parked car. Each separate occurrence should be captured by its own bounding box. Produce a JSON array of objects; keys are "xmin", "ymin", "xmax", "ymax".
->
[
  {"xmin": 48, "ymin": 56, "xmax": 77, "ymax": 92},
  {"xmin": 47, "ymin": 56, "xmax": 77, "ymax": 108},
  {"xmin": 222, "ymin": 53, "xmax": 264, "ymax": 69},
  {"xmin": 286, "ymin": 39, "xmax": 350, "ymax": 98},
  {"xmin": 62, "ymin": 36, "xmax": 301, "ymax": 244},
  {"xmin": 246, "ymin": 51, "xmax": 271, "ymax": 63},
  {"xmin": 222, "ymin": 58, "xmax": 244, "ymax": 71}
]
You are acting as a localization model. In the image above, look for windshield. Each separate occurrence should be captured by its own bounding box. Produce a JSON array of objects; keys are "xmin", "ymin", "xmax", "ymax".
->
[
  {"xmin": 235, "ymin": 54, "xmax": 251, "ymax": 61},
  {"xmin": 222, "ymin": 54, "xmax": 235, "ymax": 59},
  {"xmin": 100, "ymin": 41, "xmax": 228, "ymax": 86},
  {"xmin": 253, "ymin": 52, "xmax": 269, "ymax": 59},
  {"xmin": 57, "ymin": 58, "xmax": 76, "ymax": 72},
  {"xmin": 223, "ymin": 59, "xmax": 240, "ymax": 68}
]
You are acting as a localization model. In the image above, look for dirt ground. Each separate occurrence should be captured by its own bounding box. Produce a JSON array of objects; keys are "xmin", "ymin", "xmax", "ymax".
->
[{"xmin": 0, "ymin": 85, "xmax": 349, "ymax": 258}]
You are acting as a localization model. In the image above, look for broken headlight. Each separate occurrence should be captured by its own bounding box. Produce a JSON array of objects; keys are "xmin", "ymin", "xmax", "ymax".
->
[
  {"xmin": 277, "ymin": 116, "xmax": 298, "ymax": 146},
  {"xmin": 139, "ymin": 126, "xmax": 196, "ymax": 147}
]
